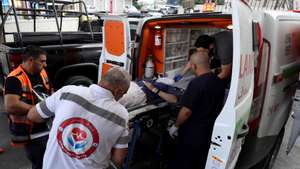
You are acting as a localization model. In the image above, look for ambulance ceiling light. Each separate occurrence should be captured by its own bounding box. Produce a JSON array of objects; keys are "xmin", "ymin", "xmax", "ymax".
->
[{"xmin": 155, "ymin": 25, "xmax": 161, "ymax": 29}]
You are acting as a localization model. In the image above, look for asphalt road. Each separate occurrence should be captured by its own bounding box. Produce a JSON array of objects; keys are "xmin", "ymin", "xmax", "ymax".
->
[
  {"xmin": 273, "ymin": 117, "xmax": 300, "ymax": 169},
  {"xmin": 0, "ymin": 95, "xmax": 298, "ymax": 169},
  {"xmin": 0, "ymin": 97, "xmax": 31, "ymax": 169}
]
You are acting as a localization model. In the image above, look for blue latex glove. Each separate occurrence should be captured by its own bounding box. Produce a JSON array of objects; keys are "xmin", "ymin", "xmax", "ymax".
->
[{"xmin": 174, "ymin": 74, "xmax": 183, "ymax": 82}]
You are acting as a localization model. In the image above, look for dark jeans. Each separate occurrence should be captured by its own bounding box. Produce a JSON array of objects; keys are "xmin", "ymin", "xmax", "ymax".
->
[{"xmin": 24, "ymin": 135, "xmax": 48, "ymax": 169}]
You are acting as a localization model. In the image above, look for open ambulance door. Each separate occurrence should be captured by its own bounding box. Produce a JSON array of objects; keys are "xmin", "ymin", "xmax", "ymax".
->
[
  {"xmin": 205, "ymin": 1, "xmax": 255, "ymax": 169},
  {"xmin": 98, "ymin": 16, "xmax": 132, "ymax": 81}
]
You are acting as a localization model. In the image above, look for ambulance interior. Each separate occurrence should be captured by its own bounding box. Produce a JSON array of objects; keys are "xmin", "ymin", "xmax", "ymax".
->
[
  {"xmin": 135, "ymin": 17, "xmax": 232, "ymax": 83},
  {"xmin": 125, "ymin": 16, "xmax": 233, "ymax": 168}
]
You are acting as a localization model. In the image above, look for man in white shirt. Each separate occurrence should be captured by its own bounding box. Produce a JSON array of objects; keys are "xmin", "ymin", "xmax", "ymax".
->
[{"xmin": 27, "ymin": 67, "xmax": 131, "ymax": 169}]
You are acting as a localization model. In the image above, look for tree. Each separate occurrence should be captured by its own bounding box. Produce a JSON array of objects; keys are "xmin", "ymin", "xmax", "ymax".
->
[
  {"xmin": 216, "ymin": 0, "xmax": 225, "ymax": 5},
  {"xmin": 133, "ymin": 0, "xmax": 142, "ymax": 10},
  {"xmin": 195, "ymin": 0, "xmax": 205, "ymax": 4}
]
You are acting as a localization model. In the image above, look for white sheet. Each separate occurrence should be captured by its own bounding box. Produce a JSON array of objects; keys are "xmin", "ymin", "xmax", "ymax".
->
[{"xmin": 119, "ymin": 82, "xmax": 147, "ymax": 108}]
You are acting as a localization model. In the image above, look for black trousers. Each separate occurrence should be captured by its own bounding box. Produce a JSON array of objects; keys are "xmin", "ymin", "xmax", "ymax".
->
[
  {"xmin": 24, "ymin": 135, "xmax": 48, "ymax": 169},
  {"xmin": 169, "ymin": 143, "xmax": 210, "ymax": 169}
]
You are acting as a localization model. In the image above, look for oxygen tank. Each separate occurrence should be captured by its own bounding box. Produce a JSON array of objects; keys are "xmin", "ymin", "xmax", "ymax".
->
[{"xmin": 144, "ymin": 55, "xmax": 155, "ymax": 79}]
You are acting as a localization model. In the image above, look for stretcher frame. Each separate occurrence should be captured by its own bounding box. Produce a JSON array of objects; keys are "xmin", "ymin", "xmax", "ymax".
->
[{"xmin": 124, "ymin": 101, "xmax": 170, "ymax": 169}]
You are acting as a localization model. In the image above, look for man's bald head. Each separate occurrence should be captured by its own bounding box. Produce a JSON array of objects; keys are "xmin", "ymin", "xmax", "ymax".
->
[
  {"xmin": 190, "ymin": 51, "xmax": 210, "ymax": 69},
  {"xmin": 100, "ymin": 67, "xmax": 131, "ymax": 100},
  {"xmin": 102, "ymin": 67, "xmax": 130, "ymax": 89}
]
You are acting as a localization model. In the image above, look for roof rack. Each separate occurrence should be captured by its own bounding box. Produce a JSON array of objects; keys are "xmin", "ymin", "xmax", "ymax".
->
[{"xmin": 0, "ymin": 0, "xmax": 96, "ymax": 46}]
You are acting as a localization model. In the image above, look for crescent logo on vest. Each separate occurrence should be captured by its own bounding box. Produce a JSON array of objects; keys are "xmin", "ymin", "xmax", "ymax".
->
[{"xmin": 57, "ymin": 117, "xmax": 100, "ymax": 159}]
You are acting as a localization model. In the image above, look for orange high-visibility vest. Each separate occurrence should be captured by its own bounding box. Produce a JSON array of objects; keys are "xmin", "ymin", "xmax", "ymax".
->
[{"xmin": 6, "ymin": 65, "xmax": 51, "ymax": 144}]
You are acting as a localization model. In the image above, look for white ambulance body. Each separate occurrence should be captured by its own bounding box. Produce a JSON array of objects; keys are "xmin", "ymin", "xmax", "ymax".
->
[
  {"xmin": 98, "ymin": 1, "xmax": 300, "ymax": 168},
  {"xmin": 234, "ymin": 10, "xmax": 300, "ymax": 169},
  {"xmin": 222, "ymin": 10, "xmax": 300, "ymax": 169}
]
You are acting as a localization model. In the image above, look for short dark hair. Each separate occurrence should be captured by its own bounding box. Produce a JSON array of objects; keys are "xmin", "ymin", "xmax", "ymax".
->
[
  {"xmin": 22, "ymin": 45, "xmax": 46, "ymax": 61},
  {"xmin": 194, "ymin": 35, "xmax": 215, "ymax": 49}
]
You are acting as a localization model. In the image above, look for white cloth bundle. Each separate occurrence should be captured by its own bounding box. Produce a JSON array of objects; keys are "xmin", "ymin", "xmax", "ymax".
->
[{"xmin": 119, "ymin": 82, "xmax": 147, "ymax": 108}]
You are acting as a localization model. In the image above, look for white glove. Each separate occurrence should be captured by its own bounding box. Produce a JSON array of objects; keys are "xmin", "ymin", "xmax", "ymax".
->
[{"xmin": 168, "ymin": 125, "xmax": 178, "ymax": 139}]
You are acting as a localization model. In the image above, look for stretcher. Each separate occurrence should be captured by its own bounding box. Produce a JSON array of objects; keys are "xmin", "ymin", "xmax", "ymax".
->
[
  {"xmin": 124, "ymin": 101, "xmax": 179, "ymax": 169},
  {"xmin": 128, "ymin": 102, "xmax": 169, "ymax": 120},
  {"xmin": 122, "ymin": 77, "xmax": 192, "ymax": 168}
]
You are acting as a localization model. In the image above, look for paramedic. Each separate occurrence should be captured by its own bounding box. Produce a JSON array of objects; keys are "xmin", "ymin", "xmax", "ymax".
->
[
  {"xmin": 27, "ymin": 67, "xmax": 131, "ymax": 169},
  {"xmin": 175, "ymin": 31, "xmax": 233, "ymax": 84},
  {"xmin": 169, "ymin": 52, "xmax": 225, "ymax": 169},
  {"xmin": 195, "ymin": 31, "xmax": 233, "ymax": 82},
  {"xmin": 4, "ymin": 45, "xmax": 51, "ymax": 169}
]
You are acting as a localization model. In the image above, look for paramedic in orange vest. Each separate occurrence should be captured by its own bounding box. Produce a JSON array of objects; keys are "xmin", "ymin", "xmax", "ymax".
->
[{"xmin": 4, "ymin": 45, "xmax": 51, "ymax": 169}]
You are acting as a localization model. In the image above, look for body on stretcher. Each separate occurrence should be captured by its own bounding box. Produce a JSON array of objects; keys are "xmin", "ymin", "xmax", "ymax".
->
[
  {"xmin": 121, "ymin": 78, "xmax": 190, "ymax": 169},
  {"xmin": 119, "ymin": 75, "xmax": 193, "ymax": 108},
  {"xmin": 121, "ymin": 73, "xmax": 229, "ymax": 168}
]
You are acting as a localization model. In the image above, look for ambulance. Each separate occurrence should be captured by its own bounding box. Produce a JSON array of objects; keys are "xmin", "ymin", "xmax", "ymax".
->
[{"xmin": 98, "ymin": 0, "xmax": 300, "ymax": 168}]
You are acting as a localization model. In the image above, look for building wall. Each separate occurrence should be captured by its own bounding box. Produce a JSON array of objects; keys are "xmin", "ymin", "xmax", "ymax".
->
[
  {"xmin": 294, "ymin": 0, "xmax": 300, "ymax": 10},
  {"xmin": 5, "ymin": 0, "xmax": 131, "ymax": 14},
  {"xmin": 125, "ymin": 0, "xmax": 133, "ymax": 8},
  {"xmin": 85, "ymin": 0, "xmax": 130, "ymax": 13},
  {"xmin": 113, "ymin": 0, "xmax": 125, "ymax": 14},
  {"xmin": 86, "ymin": 0, "xmax": 106, "ymax": 12}
]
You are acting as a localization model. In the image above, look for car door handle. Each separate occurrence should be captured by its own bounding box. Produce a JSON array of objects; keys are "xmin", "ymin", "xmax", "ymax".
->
[
  {"xmin": 237, "ymin": 124, "xmax": 249, "ymax": 139},
  {"xmin": 211, "ymin": 141, "xmax": 221, "ymax": 147},
  {"xmin": 106, "ymin": 60, "xmax": 124, "ymax": 67}
]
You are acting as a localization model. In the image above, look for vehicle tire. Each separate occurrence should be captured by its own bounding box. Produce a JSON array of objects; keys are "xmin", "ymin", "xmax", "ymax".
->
[
  {"xmin": 262, "ymin": 127, "xmax": 285, "ymax": 169},
  {"xmin": 64, "ymin": 75, "xmax": 93, "ymax": 87}
]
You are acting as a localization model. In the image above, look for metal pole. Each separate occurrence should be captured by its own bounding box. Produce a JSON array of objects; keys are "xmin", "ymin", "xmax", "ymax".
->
[
  {"xmin": 270, "ymin": 0, "xmax": 276, "ymax": 10},
  {"xmin": 0, "ymin": 0, "xmax": 6, "ymax": 43},
  {"xmin": 11, "ymin": 0, "xmax": 23, "ymax": 47},
  {"xmin": 59, "ymin": 1, "xmax": 94, "ymax": 40},
  {"xmin": 52, "ymin": 0, "xmax": 63, "ymax": 45},
  {"xmin": 33, "ymin": 2, "xmax": 37, "ymax": 32},
  {"xmin": 268, "ymin": 0, "xmax": 273, "ymax": 9},
  {"xmin": 262, "ymin": 0, "xmax": 268, "ymax": 8},
  {"xmin": 60, "ymin": 3, "xmax": 64, "ymax": 32},
  {"xmin": 274, "ymin": 0, "xmax": 280, "ymax": 10},
  {"xmin": 80, "ymin": 1, "xmax": 94, "ymax": 41}
]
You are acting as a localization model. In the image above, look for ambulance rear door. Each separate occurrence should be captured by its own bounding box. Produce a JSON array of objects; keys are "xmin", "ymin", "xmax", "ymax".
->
[
  {"xmin": 98, "ymin": 16, "xmax": 132, "ymax": 81},
  {"xmin": 205, "ymin": 0, "xmax": 255, "ymax": 169}
]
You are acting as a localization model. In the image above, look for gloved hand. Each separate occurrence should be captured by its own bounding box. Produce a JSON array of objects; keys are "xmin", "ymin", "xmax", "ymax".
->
[
  {"xmin": 168, "ymin": 125, "xmax": 178, "ymax": 139},
  {"xmin": 173, "ymin": 74, "xmax": 183, "ymax": 82}
]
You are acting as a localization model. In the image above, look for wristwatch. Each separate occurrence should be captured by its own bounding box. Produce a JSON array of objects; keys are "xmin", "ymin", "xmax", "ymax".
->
[{"xmin": 152, "ymin": 88, "xmax": 160, "ymax": 94}]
